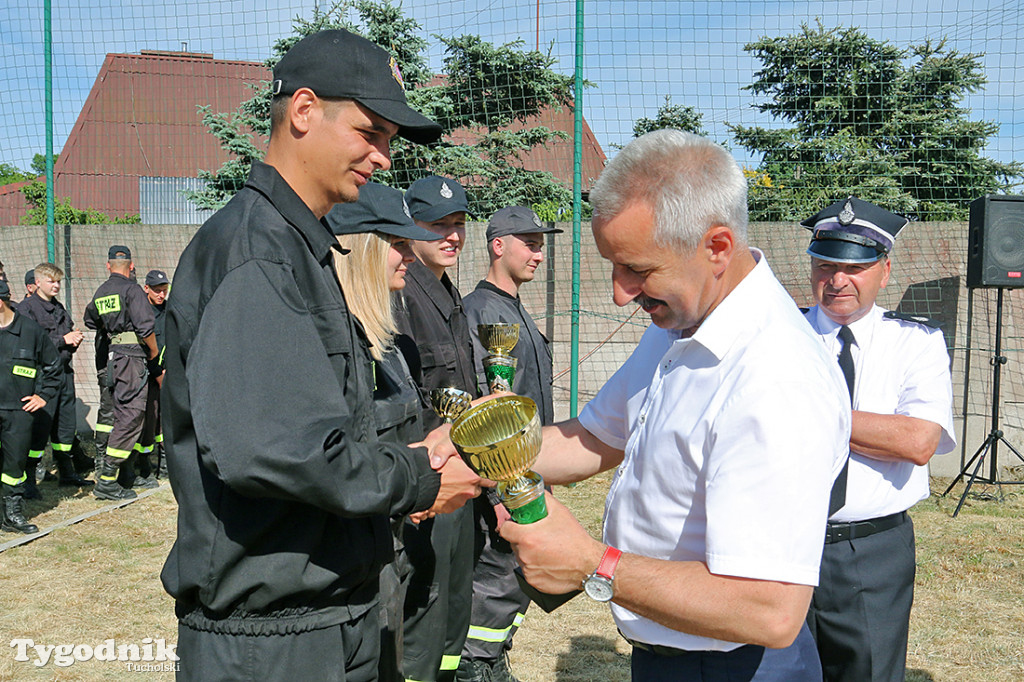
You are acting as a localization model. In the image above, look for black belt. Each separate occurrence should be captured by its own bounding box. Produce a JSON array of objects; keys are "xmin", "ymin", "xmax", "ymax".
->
[
  {"xmin": 620, "ymin": 631, "xmax": 690, "ymax": 657},
  {"xmin": 825, "ymin": 511, "xmax": 907, "ymax": 544}
]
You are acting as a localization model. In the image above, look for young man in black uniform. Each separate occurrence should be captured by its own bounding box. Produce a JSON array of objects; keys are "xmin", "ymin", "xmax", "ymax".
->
[
  {"xmin": 17, "ymin": 262, "xmax": 90, "ymax": 492},
  {"xmin": 83, "ymin": 246, "xmax": 159, "ymax": 500},
  {"xmin": 396, "ymin": 174, "xmax": 478, "ymax": 682},
  {"xmin": 458, "ymin": 206, "xmax": 561, "ymax": 682},
  {"xmin": 159, "ymin": 30, "xmax": 480, "ymax": 681},
  {"xmin": 138, "ymin": 269, "xmax": 169, "ymax": 479},
  {"xmin": 0, "ymin": 279, "xmax": 62, "ymax": 534}
]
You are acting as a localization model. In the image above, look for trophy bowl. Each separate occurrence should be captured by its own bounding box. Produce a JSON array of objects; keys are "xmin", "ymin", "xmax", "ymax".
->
[
  {"xmin": 450, "ymin": 395, "xmax": 547, "ymax": 523},
  {"xmin": 429, "ymin": 387, "xmax": 472, "ymax": 423},
  {"xmin": 477, "ymin": 323, "xmax": 520, "ymax": 357}
]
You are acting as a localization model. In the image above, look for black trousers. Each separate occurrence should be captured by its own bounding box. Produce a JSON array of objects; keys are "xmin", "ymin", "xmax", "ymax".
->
[
  {"xmin": 30, "ymin": 371, "xmax": 76, "ymax": 456},
  {"xmin": 176, "ymin": 608, "xmax": 379, "ymax": 682},
  {"xmin": 462, "ymin": 496, "xmax": 531, "ymax": 662},
  {"xmin": 1, "ymin": 408, "xmax": 35, "ymax": 495},
  {"xmin": 402, "ymin": 503, "xmax": 474, "ymax": 681},
  {"xmin": 807, "ymin": 514, "xmax": 915, "ymax": 682},
  {"xmin": 94, "ymin": 367, "xmax": 115, "ymax": 445},
  {"xmin": 630, "ymin": 622, "xmax": 821, "ymax": 682}
]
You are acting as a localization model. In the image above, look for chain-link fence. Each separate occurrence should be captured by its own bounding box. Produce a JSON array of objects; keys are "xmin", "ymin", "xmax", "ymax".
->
[{"xmin": 2, "ymin": 1, "xmax": 1022, "ymax": 471}]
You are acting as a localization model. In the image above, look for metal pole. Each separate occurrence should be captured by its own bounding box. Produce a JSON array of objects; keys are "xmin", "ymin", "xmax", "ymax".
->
[
  {"xmin": 570, "ymin": 0, "xmax": 583, "ymax": 417},
  {"xmin": 44, "ymin": 0, "xmax": 55, "ymax": 262}
]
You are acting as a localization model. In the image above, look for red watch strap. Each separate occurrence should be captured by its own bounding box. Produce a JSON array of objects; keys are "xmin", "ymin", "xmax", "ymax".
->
[{"xmin": 596, "ymin": 546, "xmax": 622, "ymax": 579}]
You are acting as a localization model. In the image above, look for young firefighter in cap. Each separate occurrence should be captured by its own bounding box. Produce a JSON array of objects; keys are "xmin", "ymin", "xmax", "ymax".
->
[
  {"xmin": 800, "ymin": 197, "xmax": 956, "ymax": 682},
  {"xmin": 395, "ymin": 174, "xmax": 479, "ymax": 682},
  {"xmin": 83, "ymin": 246, "xmax": 159, "ymax": 500},
  {"xmin": 328, "ymin": 182, "xmax": 480, "ymax": 682},
  {"xmin": 17, "ymin": 262, "xmax": 90, "ymax": 492},
  {"xmin": 458, "ymin": 206, "xmax": 561, "ymax": 682},
  {"xmin": 24, "ymin": 269, "xmax": 37, "ymax": 299},
  {"xmin": 0, "ymin": 278, "xmax": 61, "ymax": 534},
  {"xmin": 136, "ymin": 269, "xmax": 169, "ymax": 480},
  {"xmin": 159, "ymin": 29, "xmax": 479, "ymax": 681}
]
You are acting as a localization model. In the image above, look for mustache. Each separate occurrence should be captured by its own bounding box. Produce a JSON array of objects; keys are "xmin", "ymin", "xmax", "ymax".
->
[{"xmin": 636, "ymin": 294, "xmax": 667, "ymax": 309}]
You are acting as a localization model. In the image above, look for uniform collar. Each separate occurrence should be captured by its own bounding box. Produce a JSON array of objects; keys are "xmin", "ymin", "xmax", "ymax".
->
[
  {"xmin": 811, "ymin": 304, "xmax": 880, "ymax": 346},
  {"xmin": 246, "ymin": 161, "xmax": 340, "ymax": 263},
  {"xmin": 475, "ymin": 279, "xmax": 518, "ymax": 302},
  {"xmin": 407, "ymin": 260, "xmax": 459, "ymax": 314}
]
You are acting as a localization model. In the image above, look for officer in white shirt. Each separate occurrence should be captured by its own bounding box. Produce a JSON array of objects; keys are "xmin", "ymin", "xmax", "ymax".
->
[
  {"xmin": 481, "ymin": 130, "xmax": 852, "ymax": 681},
  {"xmin": 800, "ymin": 197, "xmax": 956, "ymax": 682}
]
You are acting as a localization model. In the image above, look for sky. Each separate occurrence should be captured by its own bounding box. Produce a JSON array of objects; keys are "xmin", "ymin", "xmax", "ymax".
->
[{"xmin": 1, "ymin": 0, "xmax": 1021, "ymax": 176}]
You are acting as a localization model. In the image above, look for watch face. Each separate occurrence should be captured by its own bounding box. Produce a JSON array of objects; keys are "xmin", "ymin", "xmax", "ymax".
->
[{"xmin": 584, "ymin": 575, "xmax": 614, "ymax": 602}]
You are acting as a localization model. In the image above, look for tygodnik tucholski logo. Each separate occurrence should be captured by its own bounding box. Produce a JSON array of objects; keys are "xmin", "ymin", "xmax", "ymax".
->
[{"xmin": 10, "ymin": 637, "xmax": 179, "ymax": 670}]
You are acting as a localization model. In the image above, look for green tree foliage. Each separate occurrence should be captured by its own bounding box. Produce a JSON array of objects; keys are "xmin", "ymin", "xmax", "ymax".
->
[
  {"xmin": 19, "ymin": 181, "xmax": 139, "ymax": 225},
  {"xmin": 730, "ymin": 22, "xmax": 1022, "ymax": 221},
  {"xmin": 632, "ymin": 95, "xmax": 706, "ymax": 138},
  {"xmin": 0, "ymin": 162, "xmax": 33, "ymax": 186},
  {"xmin": 31, "ymin": 153, "xmax": 57, "ymax": 176},
  {"xmin": 186, "ymin": 0, "xmax": 579, "ymax": 218}
]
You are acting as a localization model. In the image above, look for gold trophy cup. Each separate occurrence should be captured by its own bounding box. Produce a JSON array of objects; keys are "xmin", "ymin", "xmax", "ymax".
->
[
  {"xmin": 429, "ymin": 387, "xmax": 472, "ymax": 423},
  {"xmin": 478, "ymin": 323, "xmax": 520, "ymax": 393},
  {"xmin": 450, "ymin": 395, "xmax": 546, "ymax": 523}
]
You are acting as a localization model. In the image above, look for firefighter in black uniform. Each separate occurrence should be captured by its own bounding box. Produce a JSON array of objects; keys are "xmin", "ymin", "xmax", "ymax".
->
[
  {"xmin": 83, "ymin": 246, "xmax": 159, "ymax": 500},
  {"xmin": 138, "ymin": 269, "xmax": 169, "ymax": 479},
  {"xmin": 0, "ymin": 279, "xmax": 62, "ymax": 534},
  {"xmin": 396, "ymin": 174, "xmax": 479, "ymax": 682},
  {"xmin": 158, "ymin": 30, "xmax": 479, "ymax": 681},
  {"xmin": 17, "ymin": 262, "xmax": 91, "ymax": 492}
]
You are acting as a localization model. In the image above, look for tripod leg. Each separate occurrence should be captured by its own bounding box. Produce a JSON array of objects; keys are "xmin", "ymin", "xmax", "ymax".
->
[
  {"xmin": 953, "ymin": 438, "xmax": 994, "ymax": 518},
  {"xmin": 943, "ymin": 438, "xmax": 990, "ymax": 496}
]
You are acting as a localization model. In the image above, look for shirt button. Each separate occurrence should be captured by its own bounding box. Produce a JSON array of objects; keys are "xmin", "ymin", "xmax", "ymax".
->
[{"xmin": 639, "ymin": 414, "xmax": 646, "ymax": 423}]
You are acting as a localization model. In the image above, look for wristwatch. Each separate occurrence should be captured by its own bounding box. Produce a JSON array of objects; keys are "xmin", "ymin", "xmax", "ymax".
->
[{"xmin": 583, "ymin": 546, "xmax": 622, "ymax": 602}]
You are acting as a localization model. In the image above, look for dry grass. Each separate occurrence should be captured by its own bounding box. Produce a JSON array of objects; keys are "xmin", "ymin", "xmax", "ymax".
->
[{"xmin": 1, "ymin": 469, "xmax": 1022, "ymax": 680}]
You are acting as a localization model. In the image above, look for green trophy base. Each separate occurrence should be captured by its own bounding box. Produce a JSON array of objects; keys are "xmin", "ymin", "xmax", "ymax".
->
[{"xmin": 507, "ymin": 494, "xmax": 547, "ymax": 524}]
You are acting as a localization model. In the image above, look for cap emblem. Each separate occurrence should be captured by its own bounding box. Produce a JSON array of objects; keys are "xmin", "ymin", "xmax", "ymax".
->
[
  {"xmin": 440, "ymin": 182, "xmax": 453, "ymax": 199},
  {"xmin": 389, "ymin": 56, "xmax": 404, "ymax": 89},
  {"xmin": 532, "ymin": 213, "xmax": 541, "ymax": 227},
  {"xmin": 838, "ymin": 200, "xmax": 855, "ymax": 226},
  {"xmin": 403, "ymin": 198, "xmax": 412, "ymax": 218}
]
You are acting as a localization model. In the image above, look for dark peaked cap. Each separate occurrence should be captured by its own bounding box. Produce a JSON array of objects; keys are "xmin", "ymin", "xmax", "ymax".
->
[
  {"xmin": 272, "ymin": 29, "xmax": 442, "ymax": 145},
  {"xmin": 802, "ymin": 197, "xmax": 909, "ymax": 264},
  {"xmin": 326, "ymin": 183, "xmax": 442, "ymax": 242}
]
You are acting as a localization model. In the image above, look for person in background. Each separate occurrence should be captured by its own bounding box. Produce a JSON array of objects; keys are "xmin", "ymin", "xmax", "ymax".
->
[
  {"xmin": 137, "ymin": 269, "xmax": 170, "ymax": 480},
  {"xmin": 800, "ymin": 197, "xmax": 956, "ymax": 682},
  {"xmin": 458, "ymin": 206, "xmax": 562, "ymax": 682}
]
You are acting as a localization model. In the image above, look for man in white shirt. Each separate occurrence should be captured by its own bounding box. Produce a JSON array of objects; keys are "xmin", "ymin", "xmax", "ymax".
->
[
  {"xmin": 800, "ymin": 197, "xmax": 956, "ymax": 682},
  {"xmin": 492, "ymin": 130, "xmax": 851, "ymax": 681}
]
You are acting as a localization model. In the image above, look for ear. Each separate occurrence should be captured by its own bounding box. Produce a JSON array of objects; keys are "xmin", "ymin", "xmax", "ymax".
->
[
  {"xmin": 704, "ymin": 225, "xmax": 735, "ymax": 277},
  {"xmin": 879, "ymin": 257, "xmax": 892, "ymax": 289},
  {"xmin": 491, "ymin": 237, "xmax": 505, "ymax": 257},
  {"xmin": 289, "ymin": 89, "xmax": 319, "ymax": 135}
]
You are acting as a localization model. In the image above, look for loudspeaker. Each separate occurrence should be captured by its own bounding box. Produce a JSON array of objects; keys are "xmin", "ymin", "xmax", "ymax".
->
[{"xmin": 966, "ymin": 195, "xmax": 1024, "ymax": 288}]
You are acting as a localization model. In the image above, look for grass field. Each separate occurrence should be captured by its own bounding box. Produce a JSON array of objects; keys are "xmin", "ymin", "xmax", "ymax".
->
[{"xmin": 1, "ymin": 467, "xmax": 1022, "ymax": 680}]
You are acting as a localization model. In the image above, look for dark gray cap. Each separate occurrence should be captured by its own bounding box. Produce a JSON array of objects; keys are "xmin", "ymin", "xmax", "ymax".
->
[
  {"xmin": 25, "ymin": 269, "xmax": 35, "ymax": 286},
  {"xmin": 405, "ymin": 176, "xmax": 470, "ymax": 222},
  {"xmin": 108, "ymin": 245, "xmax": 132, "ymax": 260},
  {"xmin": 802, "ymin": 197, "xmax": 908, "ymax": 264},
  {"xmin": 145, "ymin": 270, "xmax": 170, "ymax": 287},
  {"xmin": 486, "ymin": 206, "xmax": 563, "ymax": 241},
  {"xmin": 326, "ymin": 183, "xmax": 443, "ymax": 241},
  {"xmin": 272, "ymin": 29, "xmax": 442, "ymax": 145},
  {"xmin": 0, "ymin": 279, "xmax": 10, "ymax": 300}
]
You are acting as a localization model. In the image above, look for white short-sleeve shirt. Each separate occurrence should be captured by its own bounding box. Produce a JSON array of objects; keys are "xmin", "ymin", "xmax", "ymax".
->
[
  {"xmin": 579, "ymin": 251, "xmax": 851, "ymax": 652},
  {"xmin": 804, "ymin": 305, "xmax": 955, "ymax": 522}
]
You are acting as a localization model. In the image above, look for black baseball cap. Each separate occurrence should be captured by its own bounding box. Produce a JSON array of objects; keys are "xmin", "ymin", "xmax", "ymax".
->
[
  {"xmin": 25, "ymin": 269, "xmax": 36, "ymax": 286},
  {"xmin": 145, "ymin": 270, "xmax": 170, "ymax": 287},
  {"xmin": 0, "ymin": 279, "xmax": 10, "ymax": 300},
  {"xmin": 405, "ymin": 176, "xmax": 470, "ymax": 222},
  {"xmin": 272, "ymin": 29, "xmax": 442, "ymax": 145},
  {"xmin": 486, "ymin": 206, "xmax": 563, "ymax": 241},
  {"xmin": 108, "ymin": 245, "xmax": 132, "ymax": 260},
  {"xmin": 801, "ymin": 197, "xmax": 908, "ymax": 264},
  {"xmin": 326, "ymin": 183, "xmax": 443, "ymax": 241}
]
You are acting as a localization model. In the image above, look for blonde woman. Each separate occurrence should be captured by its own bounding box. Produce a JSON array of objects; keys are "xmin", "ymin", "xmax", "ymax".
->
[{"xmin": 327, "ymin": 182, "xmax": 446, "ymax": 682}]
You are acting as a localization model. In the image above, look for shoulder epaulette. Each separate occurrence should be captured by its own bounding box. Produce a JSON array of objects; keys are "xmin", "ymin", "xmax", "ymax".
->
[{"xmin": 883, "ymin": 310, "xmax": 942, "ymax": 329}]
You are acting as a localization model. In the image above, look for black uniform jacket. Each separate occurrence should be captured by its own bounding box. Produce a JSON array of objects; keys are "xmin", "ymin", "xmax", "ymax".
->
[
  {"xmin": 17, "ymin": 293, "xmax": 77, "ymax": 372},
  {"xmin": 84, "ymin": 272, "xmax": 156, "ymax": 359},
  {"xmin": 159, "ymin": 161, "xmax": 440, "ymax": 635},
  {"xmin": 463, "ymin": 280, "xmax": 555, "ymax": 425},
  {"xmin": 0, "ymin": 312, "xmax": 62, "ymax": 410},
  {"xmin": 395, "ymin": 260, "xmax": 478, "ymax": 432}
]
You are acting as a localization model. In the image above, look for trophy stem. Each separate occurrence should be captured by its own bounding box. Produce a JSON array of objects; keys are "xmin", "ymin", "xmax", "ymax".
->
[{"xmin": 496, "ymin": 471, "xmax": 547, "ymax": 524}]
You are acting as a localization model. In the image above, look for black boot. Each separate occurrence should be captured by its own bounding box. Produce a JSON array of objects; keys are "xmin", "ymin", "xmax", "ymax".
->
[
  {"xmin": 24, "ymin": 459, "xmax": 42, "ymax": 500},
  {"xmin": 56, "ymin": 452, "xmax": 94, "ymax": 487},
  {"xmin": 156, "ymin": 443, "xmax": 168, "ymax": 480},
  {"xmin": 1, "ymin": 495, "xmax": 39, "ymax": 534},
  {"xmin": 93, "ymin": 456, "xmax": 137, "ymax": 501},
  {"xmin": 71, "ymin": 436, "xmax": 95, "ymax": 474},
  {"xmin": 133, "ymin": 449, "xmax": 159, "ymax": 489}
]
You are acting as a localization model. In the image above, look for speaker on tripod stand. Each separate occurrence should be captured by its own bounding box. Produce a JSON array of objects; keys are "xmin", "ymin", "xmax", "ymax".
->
[{"xmin": 944, "ymin": 195, "xmax": 1024, "ymax": 516}]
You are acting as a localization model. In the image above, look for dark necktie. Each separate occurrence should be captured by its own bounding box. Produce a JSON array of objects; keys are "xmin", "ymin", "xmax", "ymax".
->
[
  {"xmin": 837, "ymin": 325, "xmax": 856, "ymax": 400},
  {"xmin": 828, "ymin": 325, "xmax": 856, "ymax": 517}
]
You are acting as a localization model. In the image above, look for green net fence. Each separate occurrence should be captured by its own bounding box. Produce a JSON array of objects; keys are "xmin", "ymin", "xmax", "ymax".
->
[{"xmin": 1, "ymin": 1, "xmax": 1022, "ymax": 472}]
